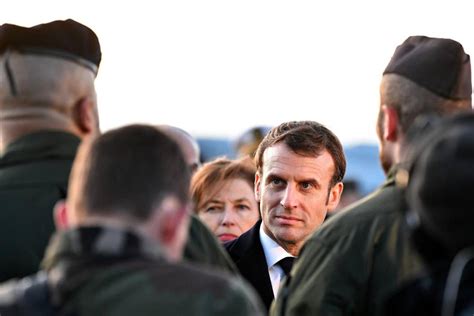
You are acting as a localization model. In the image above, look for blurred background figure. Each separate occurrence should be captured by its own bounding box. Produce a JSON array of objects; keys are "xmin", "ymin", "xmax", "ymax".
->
[
  {"xmin": 234, "ymin": 126, "xmax": 271, "ymax": 158},
  {"xmin": 191, "ymin": 157, "xmax": 260, "ymax": 242},
  {"xmin": 157, "ymin": 124, "xmax": 201, "ymax": 173},
  {"xmin": 329, "ymin": 179, "xmax": 363, "ymax": 215}
]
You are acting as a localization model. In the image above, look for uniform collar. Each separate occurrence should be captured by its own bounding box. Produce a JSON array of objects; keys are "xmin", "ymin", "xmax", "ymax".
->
[
  {"xmin": 42, "ymin": 225, "xmax": 164, "ymax": 271},
  {"xmin": 0, "ymin": 130, "xmax": 80, "ymax": 164}
]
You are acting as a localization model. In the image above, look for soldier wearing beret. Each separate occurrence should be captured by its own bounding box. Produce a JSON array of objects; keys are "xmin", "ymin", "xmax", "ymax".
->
[
  {"xmin": 0, "ymin": 124, "xmax": 264, "ymax": 315},
  {"xmin": 0, "ymin": 19, "xmax": 101, "ymax": 282},
  {"xmin": 272, "ymin": 36, "xmax": 472, "ymax": 316}
]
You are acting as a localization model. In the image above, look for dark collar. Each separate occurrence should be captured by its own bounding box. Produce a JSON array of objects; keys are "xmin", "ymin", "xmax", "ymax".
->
[
  {"xmin": 42, "ymin": 225, "xmax": 164, "ymax": 271},
  {"xmin": 0, "ymin": 130, "xmax": 80, "ymax": 166}
]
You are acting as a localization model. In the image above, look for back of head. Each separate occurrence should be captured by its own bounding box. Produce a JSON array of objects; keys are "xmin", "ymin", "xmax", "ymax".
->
[
  {"xmin": 191, "ymin": 156, "xmax": 256, "ymax": 211},
  {"xmin": 0, "ymin": 19, "xmax": 101, "ymax": 124},
  {"xmin": 156, "ymin": 125, "xmax": 201, "ymax": 173},
  {"xmin": 69, "ymin": 124, "xmax": 190, "ymax": 223},
  {"xmin": 404, "ymin": 112, "xmax": 474, "ymax": 257},
  {"xmin": 382, "ymin": 36, "xmax": 472, "ymax": 134},
  {"xmin": 254, "ymin": 121, "xmax": 346, "ymax": 187}
]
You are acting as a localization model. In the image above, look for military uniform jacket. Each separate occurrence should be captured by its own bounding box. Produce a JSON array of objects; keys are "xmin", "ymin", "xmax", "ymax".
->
[
  {"xmin": 184, "ymin": 214, "xmax": 238, "ymax": 274},
  {"xmin": 0, "ymin": 131, "xmax": 80, "ymax": 282},
  {"xmin": 272, "ymin": 167, "xmax": 425, "ymax": 316},
  {"xmin": 0, "ymin": 226, "xmax": 264, "ymax": 316}
]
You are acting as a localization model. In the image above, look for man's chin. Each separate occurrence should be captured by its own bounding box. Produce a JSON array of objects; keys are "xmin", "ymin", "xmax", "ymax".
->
[{"xmin": 271, "ymin": 227, "xmax": 299, "ymax": 244}]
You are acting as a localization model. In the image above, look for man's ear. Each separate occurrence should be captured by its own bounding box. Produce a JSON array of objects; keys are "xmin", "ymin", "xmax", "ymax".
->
[
  {"xmin": 326, "ymin": 182, "xmax": 344, "ymax": 211},
  {"xmin": 381, "ymin": 105, "xmax": 399, "ymax": 141},
  {"xmin": 53, "ymin": 199, "xmax": 69, "ymax": 230},
  {"xmin": 72, "ymin": 97, "xmax": 97, "ymax": 135},
  {"xmin": 151, "ymin": 197, "xmax": 190, "ymax": 262},
  {"xmin": 159, "ymin": 208, "xmax": 187, "ymax": 245},
  {"xmin": 254, "ymin": 172, "xmax": 261, "ymax": 202}
]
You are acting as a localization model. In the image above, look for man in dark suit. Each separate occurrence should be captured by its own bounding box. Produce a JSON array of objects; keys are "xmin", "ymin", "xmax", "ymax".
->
[{"xmin": 225, "ymin": 121, "xmax": 346, "ymax": 311}]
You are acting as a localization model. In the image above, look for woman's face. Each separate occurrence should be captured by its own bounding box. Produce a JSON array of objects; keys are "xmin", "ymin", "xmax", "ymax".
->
[{"xmin": 198, "ymin": 178, "xmax": 260, "ymax": 242}]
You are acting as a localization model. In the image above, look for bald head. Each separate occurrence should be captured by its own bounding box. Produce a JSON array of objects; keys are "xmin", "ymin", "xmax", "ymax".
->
[
  {"xmin": 0, "ymin": 52, "xmax": 96, "ymax": 108},
  {"xmin": 157, "ymin": 125, "xmax": 201, "ymax": 173},
  {"xmin": 0, "ymin": 52, "xmax": 99, "ymax": 152}
]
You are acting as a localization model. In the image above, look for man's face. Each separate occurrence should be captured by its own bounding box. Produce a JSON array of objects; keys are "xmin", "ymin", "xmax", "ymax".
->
[{"xmin": 255, "ymin": 142, "xmax": 342, "ymax": 255}]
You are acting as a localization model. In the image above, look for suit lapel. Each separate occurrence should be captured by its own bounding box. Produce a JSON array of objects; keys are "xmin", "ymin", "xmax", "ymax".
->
[{"xmin": 225, "ymin": 221, "xmax": 274, "ymax": 311}]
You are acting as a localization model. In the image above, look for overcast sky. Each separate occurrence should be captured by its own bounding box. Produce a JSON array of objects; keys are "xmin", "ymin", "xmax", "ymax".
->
[{"xmin": 2, "ymin": 0, "xmax": 473, "ymax": 145}]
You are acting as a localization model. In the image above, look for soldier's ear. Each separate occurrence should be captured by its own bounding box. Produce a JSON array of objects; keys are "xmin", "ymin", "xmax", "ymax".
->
[
  {"xmin": 53, "ymin": 199, "xmax": 69, "ymax": 230},
  {"xmin": 147, "ymin": 197, "xmax": 190, "ymax": 262},
  {"xmin": 381, "ymin": 105, "xmax": 399, "ymax": 141},
  {"xmin": 72, "ymin": 97, "xmax": 98, "ymax": 136}
]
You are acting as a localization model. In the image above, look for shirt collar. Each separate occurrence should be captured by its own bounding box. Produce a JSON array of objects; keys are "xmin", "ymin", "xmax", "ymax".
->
[{"xmin": 259, "ymin": 222, "xmax": 294, "ymax": 269}]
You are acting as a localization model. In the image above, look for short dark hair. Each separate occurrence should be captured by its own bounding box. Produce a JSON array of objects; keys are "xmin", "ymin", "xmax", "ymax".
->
[
  {"xmin": 80, "ymin": 124, "xmax": 190, "ymax": 221},
  {"xmin": 254, "ymin": 121, "xmax": 346, "ymax": 187}
]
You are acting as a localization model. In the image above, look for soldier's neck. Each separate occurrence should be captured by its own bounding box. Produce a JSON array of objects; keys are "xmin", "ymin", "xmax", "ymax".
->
[{"xmin": 0, "ymin": 115, "xmax": 78, "ymax": 154}]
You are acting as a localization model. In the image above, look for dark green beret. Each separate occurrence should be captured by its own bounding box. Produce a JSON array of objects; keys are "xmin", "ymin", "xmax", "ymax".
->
[
  {"xmin": 0, "ymin": 19, "xmax": 101, "ymax": 74},
  {"xmin": 384, "ymin": 36, "xmax": 471, "ymax": 100}
]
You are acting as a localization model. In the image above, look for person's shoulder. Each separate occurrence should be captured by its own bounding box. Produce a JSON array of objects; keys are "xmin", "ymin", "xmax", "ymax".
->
[
  {"xmin": 311, "ymin": 182, "xmax": 405, "ymax": 243},
  {"xmin": 148, "ymin": 260, "xmax": 264, "ymax": 315},
  {"xmin": 76, "ymin": 259, "xmax": 263, "ymax": 315},
  {"xmin": 0, "ymin": 130, "xmax": 78, "ymax": 186},
  {"xmin": 0, "ymin": 272, "xmax": 54, "ymax": 316}
]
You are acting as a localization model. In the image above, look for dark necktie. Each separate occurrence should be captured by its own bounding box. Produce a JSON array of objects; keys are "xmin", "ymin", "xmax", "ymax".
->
[{"xmin": 277, "ymin": 257, "xmax": 295, "ymax": 276}]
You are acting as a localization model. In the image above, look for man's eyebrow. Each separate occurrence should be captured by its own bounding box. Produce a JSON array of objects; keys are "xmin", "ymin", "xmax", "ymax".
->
[
  {"xmin": 265, "ymin": 173, "xmax": 283, "ymax": 182},
  {"xmin": 206, "ymin": 199, "xmax": 224, "ymax": 205},
  {"xmin": 298, "ymin": 178, "xmax": 321, "ymax": 189},
  {"xmin": 234, "ymin": 198, "xmax": 252, "ymax": 203}
]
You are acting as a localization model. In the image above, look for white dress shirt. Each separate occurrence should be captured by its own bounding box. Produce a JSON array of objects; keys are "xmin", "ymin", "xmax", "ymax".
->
[{"xmin": 259, "ymin": 223, "xmax": 295, "ymax": 297}]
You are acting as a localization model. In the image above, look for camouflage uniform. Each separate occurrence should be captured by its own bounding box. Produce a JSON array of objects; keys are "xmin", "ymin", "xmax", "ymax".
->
[
  {"xmin": 272, "ymin": 167, "xmax": 425, "ymax": 316},
  {"xmin": 0, "ymin": 226, "xmax": 264, "ymax": 316},
  {"xmin": 0, "ymin": 131, "xmax": 79, "ymax": 282}
]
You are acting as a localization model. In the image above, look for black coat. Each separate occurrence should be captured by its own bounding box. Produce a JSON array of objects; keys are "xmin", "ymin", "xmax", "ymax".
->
[{"xmin": 224, "ymin": 221, "xmax": 274, "ymax": 311}]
